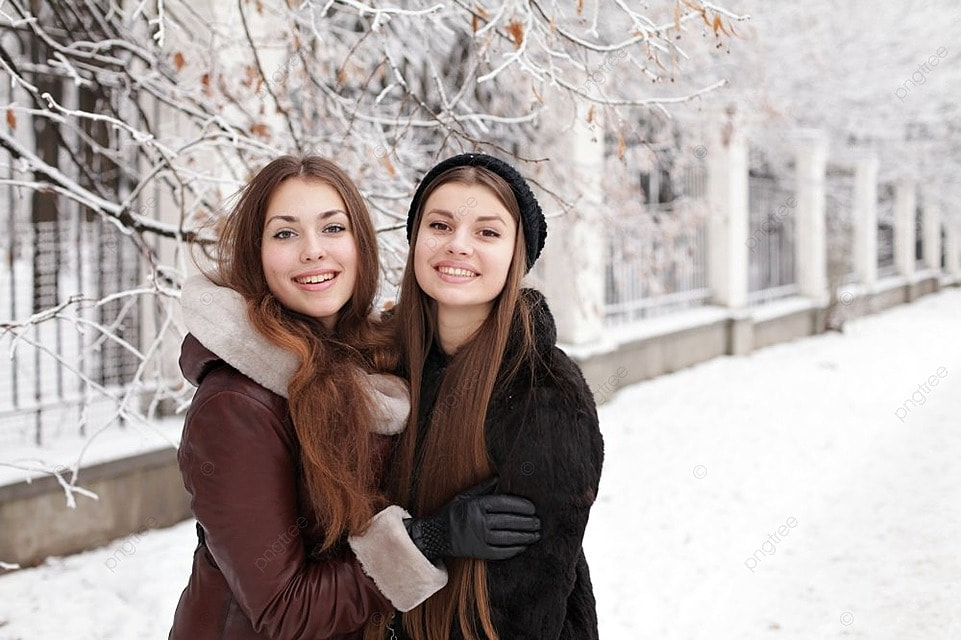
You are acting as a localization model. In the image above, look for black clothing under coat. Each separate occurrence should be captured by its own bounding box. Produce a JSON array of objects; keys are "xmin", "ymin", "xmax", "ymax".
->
[{"xmin": 396, "ymin": 289, "xmax": 604, "ymax": 640}]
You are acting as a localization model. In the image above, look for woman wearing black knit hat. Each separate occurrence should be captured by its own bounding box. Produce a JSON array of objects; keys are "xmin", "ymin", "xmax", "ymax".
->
[{"xmin": 383, "ymin": 153, "xmax": 605, "ymax": 640}]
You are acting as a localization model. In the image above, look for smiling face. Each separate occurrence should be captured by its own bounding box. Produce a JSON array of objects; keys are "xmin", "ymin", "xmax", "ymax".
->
[
  {"xmin": 413, "ymin": 181, "xmax": 517, "ymax": 327},
  {"xmin": 261, "ymin": 177, "xmax": 358, "ymax": 329}
]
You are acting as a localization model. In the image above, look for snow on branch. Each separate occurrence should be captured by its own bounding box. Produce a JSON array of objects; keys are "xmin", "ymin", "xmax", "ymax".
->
[{"xmin": 0, "ymin": 0, "xmax": 740, "ymax": 467}]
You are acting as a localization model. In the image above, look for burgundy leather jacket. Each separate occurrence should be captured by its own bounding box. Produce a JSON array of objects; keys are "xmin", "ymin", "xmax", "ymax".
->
[{"xmin": 169, "ymin": 334, "xmax": 392, "ymax": 640}]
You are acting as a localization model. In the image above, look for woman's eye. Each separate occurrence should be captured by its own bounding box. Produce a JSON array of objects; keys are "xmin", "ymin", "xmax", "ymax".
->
[
  {"xmin": 481, "ymin": 229, "xmax": 501, "ymax": 238},
  {"xmin": 323, "ymin": 224, "xmax": 347, "ymax": 233},
  {"xmin": 428, "ymin": 221, "xmax": 450, "ymax": 232},
  {"xmin": 273, "ymin": 229, "xmax": 296, "ymax": 240}
]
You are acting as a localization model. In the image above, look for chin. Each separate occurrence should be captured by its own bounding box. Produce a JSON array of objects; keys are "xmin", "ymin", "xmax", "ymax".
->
[
  {"xmin": 437, "ymin": 291, "xmax": 495, "ymax": 310},
  {"xmin": 296, "ymin": 297, "xmax": 349, "ymax": 322}
]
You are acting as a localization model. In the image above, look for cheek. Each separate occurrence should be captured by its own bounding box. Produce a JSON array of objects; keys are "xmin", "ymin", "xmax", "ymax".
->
[
  {"xmin": 412, "ymin": 239, "xmax": 434, "ymax": 280},
  {"xmin": 260, "ymin": 246, "xmax": 279, "ymax": 278},
  {"xmin": 413, "ymin": 257, "xmax": 432, "ymax": 290},
  {"xmin": 260, "ymin": 250, "xmax": 285, "ymax": 299},
  {"xmin": 340, "ymin": 240, "xmax": 360, "ymax": 280},
  {"xmin": 491, "ymin": 245, "xmax": 514, "ymax": 283}
]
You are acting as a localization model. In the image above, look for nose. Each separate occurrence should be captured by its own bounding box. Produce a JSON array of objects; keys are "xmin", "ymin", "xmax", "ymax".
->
[
  {"xmin": 299, "ymin": 235, "xmax": 326, "ymax": 262},
  {"xmin": 445, "ymin": 228, "xmax": 473, "ymax": 256}
]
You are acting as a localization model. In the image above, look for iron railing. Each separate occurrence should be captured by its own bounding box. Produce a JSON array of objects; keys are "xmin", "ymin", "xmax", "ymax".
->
[{"xmin": 747, "ymin": 174, "xmax": 799, "ymax": 305}]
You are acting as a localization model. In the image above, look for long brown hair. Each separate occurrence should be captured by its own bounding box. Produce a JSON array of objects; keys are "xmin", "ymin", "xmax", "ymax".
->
[
  {"xmin": 216, "ymin": 155, "xmax": 395, "ymax": 550},
  {"xmin": 388, "ymin": 166, "xmax": 537, "ymax": 640}
]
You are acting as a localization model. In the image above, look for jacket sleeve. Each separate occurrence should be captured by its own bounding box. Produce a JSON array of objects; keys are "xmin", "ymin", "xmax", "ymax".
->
[
  {"xmin": 179, "ymin": 388, "xmax": 390, "ymax": 640},
  {"xmin": 486, "ymin": 382, "xmax": 604, "ymax": 640}
]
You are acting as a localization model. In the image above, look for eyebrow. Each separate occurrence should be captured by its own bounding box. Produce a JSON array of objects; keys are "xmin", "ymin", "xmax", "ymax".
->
[
  {"xmin": 427, "ymin": 209, "xmax": 508, "ymax": 225},
  {"xmin": 264, "ymin": 209, "xmax": 347, "ymax": 226}
]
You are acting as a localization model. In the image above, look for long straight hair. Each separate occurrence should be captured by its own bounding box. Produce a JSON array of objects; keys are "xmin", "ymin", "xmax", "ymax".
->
[
  {"xmin": 216, "ymin": 155, "xmax": 396, "ymax": 551},
  {"xmin": 388, "ymin": 166, "xmax": 536, "ymax": 640}
]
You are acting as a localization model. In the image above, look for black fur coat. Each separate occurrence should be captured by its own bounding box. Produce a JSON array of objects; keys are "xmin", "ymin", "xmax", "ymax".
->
[{"xmin": 395, "ymin": 289, "xmax": 605, "ymax": 640}]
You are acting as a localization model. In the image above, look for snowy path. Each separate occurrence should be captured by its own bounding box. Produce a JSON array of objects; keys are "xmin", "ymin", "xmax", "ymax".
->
[
  {"xmin": 1, "ymin": 289, "xmax": 959, "ymax": 639},
  {"xmin": 588, "ymin": 289, "xmax": 961, "ymax": 639}
]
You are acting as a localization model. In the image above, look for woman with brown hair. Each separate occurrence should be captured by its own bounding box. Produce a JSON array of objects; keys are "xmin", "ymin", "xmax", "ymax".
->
[
  {"xmin": 169, "ymin": 155, "xmax": 540, "ymax": 640},
  {"xmin": 387, "ymin": 153, "xmax": 605, "ymax": 639}
]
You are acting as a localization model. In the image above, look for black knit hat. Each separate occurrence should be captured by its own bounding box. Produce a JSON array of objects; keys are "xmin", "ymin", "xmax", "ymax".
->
[{"xmin": 406, "ymin": 153, "xmax": 547, "ymax": 272}]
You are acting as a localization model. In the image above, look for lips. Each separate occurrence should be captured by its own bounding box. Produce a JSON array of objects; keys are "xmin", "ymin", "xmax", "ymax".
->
[
  {"xmin": 436, "ymin": 265, "xmax": 478, "ymax": 278},
  {"xmin": 294, "ymin": 272, "xmax": 337, "ymax": 284}
]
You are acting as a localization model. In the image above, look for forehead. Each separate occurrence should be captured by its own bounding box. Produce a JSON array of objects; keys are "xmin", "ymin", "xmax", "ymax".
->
[
  {"xmin": 266, "ymin": 178, "xmax": 346, "ymax": 214},
  {"xmin": 422, "ymin": 181, "xmax": 511, "ymax": 219}
]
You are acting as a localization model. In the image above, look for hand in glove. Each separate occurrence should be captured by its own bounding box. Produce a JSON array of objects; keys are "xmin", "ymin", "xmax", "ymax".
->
[{"xmin": 404, "ymin": 478, "xmax": 541, "ymax": 563}]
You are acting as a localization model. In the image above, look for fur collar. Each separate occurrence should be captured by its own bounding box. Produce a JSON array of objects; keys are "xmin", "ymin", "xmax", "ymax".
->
[{"xmin": 180, "ymin": 274, "xmax": 409, "ymax": 436}]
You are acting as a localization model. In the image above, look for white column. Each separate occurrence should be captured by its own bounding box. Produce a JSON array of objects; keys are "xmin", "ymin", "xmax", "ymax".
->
[
  {"xmin": 894, "ymin": 180, "xmax": 917, "ymax": 278},
  {"xmin": 793, "ymin": 130, "xmax": 829, "ymax": 304},
  {"xmin": 853, "ymin": 155, "xmax": 879, "ymax": 287},
  {"xmin": 707, "ymin": 108, "xmax": 749, "ymax": 309},
  {"xmin": 945, "ymin": 226, "xmax": 960, "ymax": 279},
  {"xmin": 923, "ymin": 199, "xmax": 942, "ymax": 272},
  {"xmin": 540, "ymin": 101, "xmax": 605, "ymax": 344}
]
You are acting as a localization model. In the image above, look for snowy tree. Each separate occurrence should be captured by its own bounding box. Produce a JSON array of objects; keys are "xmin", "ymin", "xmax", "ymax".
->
[
  {"xmin": 0, "ymin": 0, "xmax": 741, "ymax": 491},
  {"xmin": 668, "ymin": 0, "xmax": 961, "ymax": 201},
  {"xmin": 634, "ymin": 0, "xmax": 961, "ymax": 329},
  {"xmin": 669, "ymin": 0, "xmax": 961, "ymax": 226}
]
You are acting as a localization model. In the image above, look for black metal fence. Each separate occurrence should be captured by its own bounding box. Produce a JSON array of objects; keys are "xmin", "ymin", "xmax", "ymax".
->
[
  {"xmin": 825, "ymin": 171, "xmax": 857, "ymax": 287},
  {"xmin": 877, "ymin": 183, "xmax": 897, "ymax": 277},
  {"xmin": 1, "ymin": 208, "xmax": 144, "ymax": 447},
  {"xmin": 747, "ymin": 173, "xmax": 798, "ymax": 305},
  {"xmin": 1, "ymin": 29, "xmax": 145, "ymax": 447},
  {"xmin": 603, "ymin": 163, "xmax": 712, "ymax": 324}
]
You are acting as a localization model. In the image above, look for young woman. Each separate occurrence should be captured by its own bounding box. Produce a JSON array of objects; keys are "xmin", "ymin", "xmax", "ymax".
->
[
  {"xmin": 170, "ymin": 156, "xmax": 540, "ymax": 640},
  {"xmin": 388, "ymin": 153, "xmax": 605, "ymax": 640}
]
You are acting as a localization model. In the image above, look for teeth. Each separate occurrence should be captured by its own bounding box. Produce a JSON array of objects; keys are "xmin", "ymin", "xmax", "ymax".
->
[
  {"xmin": 296, "ymin": 273, "xmax": 335, "ymax": 284},
  {"xmin": 438, "ymin": 267, "xmax": 477, "ymax": 277}
]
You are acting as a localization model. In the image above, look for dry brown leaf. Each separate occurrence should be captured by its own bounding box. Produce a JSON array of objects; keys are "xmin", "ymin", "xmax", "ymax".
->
[
  {"xmin": 617, "ymin": 133, "xmax": 626, "ymax": 161},
  {"xmin": 201, "ymin": 73, "xmax": 212, "ymax": 95},
  {"xmin": 674, "ymin": 1, "xmax": 681, "ymax": 33},
  {"xmin": 173, "ymin": 52, "xmax": 186, "ymax": 71},
  {"xmin": 472, "ymin": 13, "xmax": 479, "ymax": 32},
  {"xmin": 250, "ymin": 122, "xmax": 270, "ymax": 138},
  {"xmin": 507, "ymin": 20, "xmax": 524, "ymax": 48},
  {"xmin": 712, "ymin": 14, "xmax": 723, "ymax": 35},
  {"xmin": 476, "ymin": 4, "xmax": 490, "ymax": 19},
  {"xmin": 586, "ymin": 105, "xmax": 595, "ymax": 123},
  {"xmin": 577, "ymin": 0, "xmax": 584, "ymax": 16},
  {"xmin": 6, "ymin": 107, "xmax": 15, "ymax": 130},
  {"xmin": 381, "ymin": 155, "xmax": 397, "ymax": 177}
]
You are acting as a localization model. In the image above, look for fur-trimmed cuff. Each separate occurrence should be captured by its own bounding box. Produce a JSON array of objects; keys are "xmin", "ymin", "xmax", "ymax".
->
[{"xmin": 349, "ymin": 505, "xmax": 448, "ymax": 611}]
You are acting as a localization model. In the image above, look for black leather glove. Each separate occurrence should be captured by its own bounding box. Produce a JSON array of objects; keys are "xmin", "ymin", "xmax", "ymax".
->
[{"xmin": 404, "ymin": 478, "xmax": 541, "ymax": 563}]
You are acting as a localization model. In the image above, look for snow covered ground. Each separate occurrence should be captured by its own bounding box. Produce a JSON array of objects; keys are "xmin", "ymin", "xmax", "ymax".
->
[
  {"xmin": 0, "ymin": 416, "xmax": 184, "ymax": 488},
  {"xmin": 1, "ymin": 289, "xmax": 959, "ymax": 639}
]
